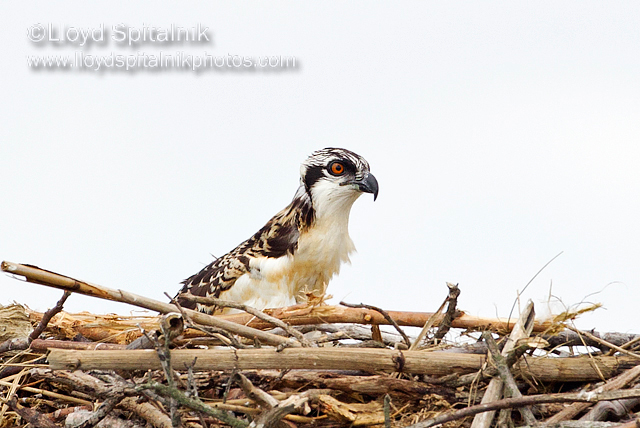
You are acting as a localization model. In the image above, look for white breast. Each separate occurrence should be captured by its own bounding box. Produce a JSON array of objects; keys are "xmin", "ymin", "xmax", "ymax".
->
[{"xmin": 220, "ymin": 186, "xmax": 361, "ymax": 311}]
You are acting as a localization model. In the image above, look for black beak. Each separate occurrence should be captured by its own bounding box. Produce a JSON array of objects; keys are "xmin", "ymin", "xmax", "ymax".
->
[{"xmin": 354, "ymin": 172, "xmax": 379, "ymax": 201}]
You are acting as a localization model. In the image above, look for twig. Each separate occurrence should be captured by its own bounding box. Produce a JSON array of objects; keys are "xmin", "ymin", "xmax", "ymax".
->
[
  {"xmin": 566, "ymin": 325, "xmax": 640, "ymax": 360},
  {"xmin": 6, "ymin": 396, "xmax": 59, "ymax": 428},
  {"xmin": 252, "ymin": 393, "xmax": 309, "ymax": 428},
  {"xmin": 74, "ymin": 395, "xmax": 122, "ymax": 428},
  {"xmin": 409, "ymin": 296, "xmax": 447, "ymax": 351},
  {"xmin": 340, "ymin": 301, "xmax": 411, "ymax": 348},
  {"xmin": 432, "ymin": 283, "xmax": 461, "ymax": 343},
  {"xmin": 139, "ymin": 382, "xmax": 249, "ymax": 428},
  {"xmin": 483, "ymin": 331, "xmax": 537, "ymax": 426},
  {"xmin": 407, "ymin": 388, "xmax": 640, "ymax": 428},
  {"xmin": 471, "ymin": 300, "xmax": 535, "ymax": 428},
  {"xmin": 384, "ymin": 394, "xmax": 391, "ymax": 428},
  {"xmin": 545, "ymin": 364, "xmax": 640, "ymax": 423},
  {"xmin": 1, "ymin": 261, "xmax": 294, "ymax": 347},
  {"xmin": 180, "ymin": 294, "xmax": 313, "ymax": 347},
  {"xmin": 29, "ymin": 290, "xmax": 72, "ymax": 342},
  {"xmin": 236, "ymin": 373, "xmax": 279, "ymax": 408}
]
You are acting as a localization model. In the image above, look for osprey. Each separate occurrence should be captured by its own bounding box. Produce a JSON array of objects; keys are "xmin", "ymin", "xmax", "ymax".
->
[{"xmin": 177, "ymin": 148, "xmax": 378, "ymax": 314}]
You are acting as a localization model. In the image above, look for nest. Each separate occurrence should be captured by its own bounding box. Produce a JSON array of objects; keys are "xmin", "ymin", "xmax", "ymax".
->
[{"xmin": 1, "ymin": 262, "xmax": 640, "ymax": 428}]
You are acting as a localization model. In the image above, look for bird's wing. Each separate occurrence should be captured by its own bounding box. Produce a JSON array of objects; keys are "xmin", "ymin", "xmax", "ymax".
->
[{"xmin": 177, "ymin": 201, "xmax": 309, "ymax": 311}]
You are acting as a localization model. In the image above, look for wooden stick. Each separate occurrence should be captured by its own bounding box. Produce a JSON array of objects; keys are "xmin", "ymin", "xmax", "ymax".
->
[
  {"xmin": 46, "ymin": 348, "xmax": 640, "ymax": 382},
  {"xmin": 483, "ymin": 331, "xmax": 537, "ymax": 426},
  {"xmin": 471, "ymin": 300, "xmax": 535, "ymax": 428},
  {"xmin": 217, "ymin": 303, "xmax": 555, "ymax": 333},
  {"xmin": 180, "ymin": 294, "xmax": 313, "ymax": 346},
  {"xmin": 545, "ymin": 364, "xmax": 640, "ymax": 424},
  {"xmin": 1, "ymin": 261, "xmax": 293, "ymax": 347},
  {"xmin": 408, "ymin": 388, "xmax": 640, "ymax": 428},
  {"xmin": 566, "ymin": 325, "xmax": 640, "ymax": 360}
]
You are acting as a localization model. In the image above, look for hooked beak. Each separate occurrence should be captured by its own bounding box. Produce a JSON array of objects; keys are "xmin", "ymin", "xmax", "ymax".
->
[{"xmin": 352, "ymin": 172, "xmax": 379, "ymax": 201}]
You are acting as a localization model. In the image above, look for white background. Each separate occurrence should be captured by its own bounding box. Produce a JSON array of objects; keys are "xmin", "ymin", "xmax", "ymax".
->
[{"xmin": 1, "ymin": 2, "xmax": 638, "ymax": 333}]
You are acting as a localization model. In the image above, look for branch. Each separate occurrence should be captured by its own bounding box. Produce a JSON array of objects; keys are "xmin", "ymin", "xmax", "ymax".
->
[
  {"xmin": 1, "ymin": 261, "xmax": 294, "ymax": 347},
  {"xmin": 140, "ymin": 382, "xmax": 248, "ymax": 428},
  {"xmin": 340, "ymin": 301, "xmax": 411, "ymax": 348},
  {"xmin": 407, "ymin": 388, "xmax": 640, "ymax": 428},
  {"xmin": 483, "ymin": 332, "xmax": 536, "ymax": 426},
  {"xmin": 180, "ymin": 294, "xmax": 314, "ymax": 347},
  {"xmin": 29, "ymin": 290, "xmax": 72, "ymax": 343},
  {"xmin": 432, "ymin": 282, "xmax": 460, "ymax": 342},
  {"xmin": 470, "ymin": 300, "xmax": 535, "ymax": 428}
]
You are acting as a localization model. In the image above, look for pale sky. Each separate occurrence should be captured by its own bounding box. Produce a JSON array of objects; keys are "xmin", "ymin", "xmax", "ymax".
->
[{"xmin": 1, "ymin": 2, "xmax": 639, "ymax": 333}]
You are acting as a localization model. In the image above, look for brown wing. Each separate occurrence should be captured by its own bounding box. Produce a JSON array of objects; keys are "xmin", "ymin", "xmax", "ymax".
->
[{"xmin": 176, "ymin": 196, "xmax": 314, "ymax": 312}]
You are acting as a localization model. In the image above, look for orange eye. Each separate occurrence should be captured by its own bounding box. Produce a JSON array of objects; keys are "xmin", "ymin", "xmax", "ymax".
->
[{"xmin": 330, "ymin": 162, "xmax": 345, "ymax": 175}]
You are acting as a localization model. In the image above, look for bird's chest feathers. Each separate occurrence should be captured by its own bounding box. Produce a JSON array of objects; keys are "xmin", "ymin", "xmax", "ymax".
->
[{"xmin": 249, "ymin": 212, "xmax": 355, "ymax": 301}]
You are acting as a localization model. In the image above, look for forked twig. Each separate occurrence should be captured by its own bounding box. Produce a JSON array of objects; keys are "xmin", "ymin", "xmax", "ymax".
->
[{"xmin": 340, "ymin": 301, "xmax": 411, "ymax": 348}]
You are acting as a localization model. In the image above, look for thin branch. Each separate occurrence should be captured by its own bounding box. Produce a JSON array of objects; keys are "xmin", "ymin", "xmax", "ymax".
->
[
  {"xmin": 483, "ymin": 332, "xmax": 537, "ymax": 426},
  {"xmin": 566, "ymin": 325, "xmax": 640, "ymax": 360},
  {"xmin": 179, "ymin": 294, "xmax": 313, "ymax": 347},
  {"xmin": 340, "ymin": 301, "xmax": 411, "ymax": 348},
  {"xmin": 139, "ymin": 382, "xmax": 248, "ymax": 428},
  {"xmin": 408, "ymin": 388, "xmax": 640, "ymax": 428},
  {"xmin": 29, "ymin": 290, "xmax": 72, "ymax": 342},
  {"xmin": 432, "ymin": 283, "xmax": 461, "ymax": 342}
]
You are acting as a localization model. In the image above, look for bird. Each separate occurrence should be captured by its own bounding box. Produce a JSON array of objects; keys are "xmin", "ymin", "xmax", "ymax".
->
[{"xmin": 176, "ymin": 147, "xmax": 378, "ymax": 314}]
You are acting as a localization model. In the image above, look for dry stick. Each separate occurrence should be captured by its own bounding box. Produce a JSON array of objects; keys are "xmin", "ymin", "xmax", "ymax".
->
[
  {"xmin": 47, "ymin": 348, "xmax": 640, "ymax": 383},
  {"xmin": 217, "ymin": 303, "xmax": 556, "ymax": 333},
  {"xmin": 407, "ymin": 388, "xmax": 640, "ymax": 428},
  {"xmin": 566, "ymin": 325, "xmax": 640, "ymax": 360},
  {"xmin": 482, "ymin": 332, "xmax": 537, "ymax": 426},
  {"xmin": 0, "ymin": 379, "xmax": 93, "ymax": 406},
  {"xmin": 237, "ymin": 373, "xmax": 279, "ymax": 408},
  {"xmin": 0, "ymin": 291, "xmax": 71, "ymax": 381},
  {"xmin": 162, "ymin": 292, "xmax": 245, "ymax": 352},
  {"xmin": 253, "ymin": 393, "xmax": 310, "ymax": 428},
  {"xmin": 545, "ymin": 363, "xmax": 640, "ymax": 424},
  {"xmin": 180, "ymin": 294, "xmax": 313, "ymax": 347},
  {"xmin": 432, "ymin": 282, "xmax": 461, "ymax": 342},
  {"xmin": 445, "ymin": 341, "xmax": 533, "ymax": 388},
  {"xmin": 29, "ymin": 290, "xmax": 72, "ymax": 343},
  {"xmin": 74, "ymin": 395, "xmax": 122, "ymax": 428},
  {"xmin": 6, "ymin": 396, "xmax": 58, "ymax": 428},
  {"xmin": 1, "ymin": 261, "xmax": 293, "ymax": 348},
  {"xmin": 141, "ymin": 382, "xmax": 249, "ymax": 428},
  {"xmin": 470, "ymin": 300, "xmax": 535, "ymax": 428},
  {"xmin": 409, "ymin": 296, "xmax": 447, "ymax": 351},
  {"xmin": 340, "ymin": 301, "xmax": 412, "ymax": 348}
]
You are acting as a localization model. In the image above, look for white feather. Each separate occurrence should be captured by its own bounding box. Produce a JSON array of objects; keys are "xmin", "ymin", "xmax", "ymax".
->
[{"xmin": 219, "ymin": 179, "xmax": 361, "ymax": 310}]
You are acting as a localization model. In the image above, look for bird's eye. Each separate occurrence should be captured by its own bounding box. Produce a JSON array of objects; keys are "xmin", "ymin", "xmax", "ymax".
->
[{"xmin": 329, "ymin": 162, "xmax": 345, "ymax": 176}]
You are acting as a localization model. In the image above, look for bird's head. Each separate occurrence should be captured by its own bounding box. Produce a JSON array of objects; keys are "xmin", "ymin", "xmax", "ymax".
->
[{"xmin": 299, "ymin": 148, "xmax": 378, "ymax": 216}]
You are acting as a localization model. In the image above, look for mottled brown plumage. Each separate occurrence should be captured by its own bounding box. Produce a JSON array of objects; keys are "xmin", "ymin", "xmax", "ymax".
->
[{"xmin": 177, "ymin": 148, "xmax": 378, "ymax": 314}]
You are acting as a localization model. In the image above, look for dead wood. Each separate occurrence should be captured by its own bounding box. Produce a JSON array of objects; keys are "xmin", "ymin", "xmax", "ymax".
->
[
  {"xmin": 259, "ymin": 369, "xmax": 457, "ymax": 399},
  {"xmin": 7, "ymin": 396, "xmax": 59, "ymax": 428},
  {"xmin": 566, "ymin": 325, "xmax": 640, "ymax": 360},
  {"xmin": 45, "ymin": 348, "xmax": 640, "ymax": 383},
  {"xmin": 543, "ymin": 331, "xmax": 640, "ymax": 352},
  {"xmin": 30, "ymin": 338, "xmax": 127, "ymax": 351},
  {"xmin": 546, "ymin": 365, "xmax": 640, "ymax": 424},
  {"xmin": 471, "ymin": 300, "xmax": 536, "ymax": 428},
  {"xmin": 216, "ymin": 303, "xmax": 556, "ymax": 333},
  {"xmin": 118, "ymin": 397, "xmax": 173, "ymax": 428},
  {"xmin": 483, "ymin": 331, "xmax": 537, "ymax": 425},
  {"xmin": 580, "ymin": 385, "xmax": 640, "ymax": 421},
  {"xmin": 432, "ymin": 282, "xmax": 461, "ymax": 342},
  {"xmin": 179, "ymin": 294, "xmax": 313, "ymax": 347},
  {"xmin": 408, "ymin": 389, "xmax": 640, "ymax": 428},
  {"xmin": 2, "ymin": 261, "xmax": 296, "ymax": 348},
  {"xmin": 340, "ymin": 301, "xmax": 412, "ymax": 347},
  {"xmin": 29, "ymin": 291, "xmax": 71, "ymax": 343}
]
